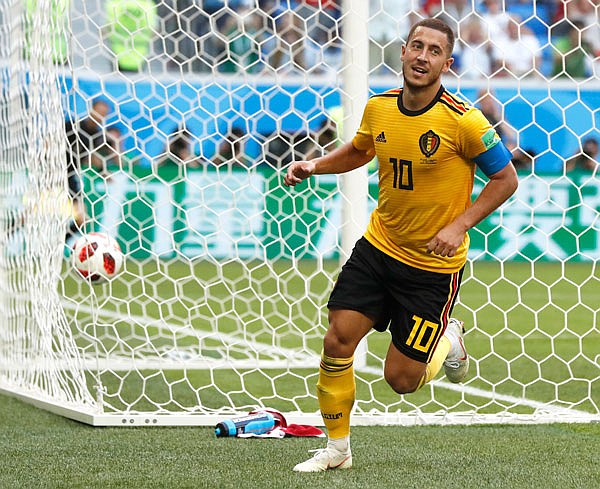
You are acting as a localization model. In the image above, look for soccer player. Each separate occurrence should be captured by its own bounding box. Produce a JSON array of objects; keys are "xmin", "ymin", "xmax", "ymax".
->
[{"xmin": 283, "ymin": 17, "xmax": 518, "ymax": 472}]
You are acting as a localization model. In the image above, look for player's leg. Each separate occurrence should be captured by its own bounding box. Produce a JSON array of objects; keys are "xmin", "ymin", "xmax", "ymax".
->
[
  {"xmin": 383, "ymin": 344, "xmax": 428, "ymax": 394},
  {"xmin": 383, "ymin": 317, "xmax": 468, "ymax": 393},
  {"xmin": 383, "ymin": 332, "xmax": 452, "ymax": 393},
  {"xmin": 442, "ymin": 318, "xmax": 469, "ymax": 383},
  {"xmin": 319, "ymin": 308, "xmax": 373, "ymax": 435},
  {"xmin": 294, "ymin": 238, "xmax": 385, "ymax": 472},
  {"xmin": 383, "ymin": 265, "xmax": 468, "ymax": 392},
  {"xmin": 293, "ymin": 308, "xmax": 373, "ymax": 472}
]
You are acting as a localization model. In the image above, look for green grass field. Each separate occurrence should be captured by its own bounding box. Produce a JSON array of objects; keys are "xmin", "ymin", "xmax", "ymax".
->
[
  {"xmin": 1, "ymin": 393, "xmax": 599, "ymax": 489},
  {"xmin": 54, "ymin": 259, "xmax": 600, "ymax": 420},
  {"xmin": 0, "ymin": 259, "xmax": 598, "ymax": 488}
]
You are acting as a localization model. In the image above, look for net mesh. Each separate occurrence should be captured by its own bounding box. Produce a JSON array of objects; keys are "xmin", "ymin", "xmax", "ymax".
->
[
  {"xmin": 0, "ymin": 0, "xmax": 598, "ymax": 425},
  {"xmin": 0, "ymin": 0, "xmax": 94, "ymax": 409}
]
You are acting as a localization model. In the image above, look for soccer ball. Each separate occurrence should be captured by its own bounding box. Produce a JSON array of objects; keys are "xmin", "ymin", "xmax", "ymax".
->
[{"xmin": 72, "ymin": 232, "xmax": 123, "ymax": 282}]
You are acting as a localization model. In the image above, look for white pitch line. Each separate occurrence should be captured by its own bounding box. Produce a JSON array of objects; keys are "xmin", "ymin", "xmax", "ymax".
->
[
  {"xmin": 63, "ymin": 301, "xmax": 593, "ymax": 417},
  {"xmin": 357, "ymin": 365, "xmax": 592, "ymax": 417},
  {"xmin": 61, "ymin": 301, "xmax": 319, "ymax": 365}
]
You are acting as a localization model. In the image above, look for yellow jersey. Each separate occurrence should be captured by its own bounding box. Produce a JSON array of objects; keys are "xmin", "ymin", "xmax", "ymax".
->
[{"xmin": 352, "ymin": 86, "xmax": 510, "ymax": 273}]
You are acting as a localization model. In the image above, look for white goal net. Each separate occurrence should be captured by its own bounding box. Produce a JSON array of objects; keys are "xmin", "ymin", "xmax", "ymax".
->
[{"xmin": 0, "ymin": 0, "xmax": 598, "ymax": 426}]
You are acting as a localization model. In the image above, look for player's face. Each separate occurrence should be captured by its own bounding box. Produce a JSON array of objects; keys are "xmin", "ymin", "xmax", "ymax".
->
[{"xmin": 401, "ymin": 27, "xmax": 454, "ymax": 90}]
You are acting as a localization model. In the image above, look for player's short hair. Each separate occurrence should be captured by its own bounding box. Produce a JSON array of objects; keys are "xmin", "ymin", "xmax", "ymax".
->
[{"xmin": 406, "ymin": 18, "xmax": 455, "ymax": 56}]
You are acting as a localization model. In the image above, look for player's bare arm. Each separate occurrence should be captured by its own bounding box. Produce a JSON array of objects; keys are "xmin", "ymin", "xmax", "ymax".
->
[
  {"xmin": 283, "ymin": 141, "xmax": 372, "ymax": 187},
  {"xmin": 427, "ymin": 163, "xmax": 518, "ymax": 257}
]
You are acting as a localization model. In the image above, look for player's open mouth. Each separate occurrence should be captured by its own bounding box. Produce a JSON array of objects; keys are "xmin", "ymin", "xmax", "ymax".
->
[{"xmin": 412, "ymin": 66, "xmax": 427, "ymax": 75}]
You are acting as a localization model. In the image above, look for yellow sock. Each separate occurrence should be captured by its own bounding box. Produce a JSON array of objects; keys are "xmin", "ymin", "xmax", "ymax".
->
[
  {"xmin": 316, "ymin": 353, "xmax": 355, "ymax": 439},
  {"xmin": 416, "ymin": 336, "xmax": 451, "ymax": 390}
]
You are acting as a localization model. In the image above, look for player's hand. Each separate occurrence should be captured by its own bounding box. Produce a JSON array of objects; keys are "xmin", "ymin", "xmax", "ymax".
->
[
  {"xmin": 283, "ymin": 161, "xmax": 316, "ymax": 187},
  {"xmin": 426, "ymin": 223, "xmax": 466, "ymax": 257}
]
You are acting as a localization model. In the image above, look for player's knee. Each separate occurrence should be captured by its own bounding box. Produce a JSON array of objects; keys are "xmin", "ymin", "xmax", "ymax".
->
[
  {"xmin": 322, "ymin": 328, "xmax": 355, "ymax": 358},
  {"xmin": 384, "ymin": 372, "xmax": 420, "ymax": 394},
  {"xmin": 323, "ymin": 310, "xmax": 372, "ymax": 358}
]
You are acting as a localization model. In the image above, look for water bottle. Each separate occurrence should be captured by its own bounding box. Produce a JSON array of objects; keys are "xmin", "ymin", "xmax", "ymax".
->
[{"xmin": 214, "ymin": 412, "xmax": 276, "ymax": 437}]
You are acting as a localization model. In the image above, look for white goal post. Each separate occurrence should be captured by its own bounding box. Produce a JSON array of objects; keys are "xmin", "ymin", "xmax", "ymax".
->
[{"xmin": 0, "ymin": 0, "xmax": 598, "ymax": 427}]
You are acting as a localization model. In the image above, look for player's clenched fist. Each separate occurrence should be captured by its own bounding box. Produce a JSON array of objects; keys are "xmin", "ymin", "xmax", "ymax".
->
[{"xmin": 283, "ymin": 161, "xmax": 316, "ymax": 187}]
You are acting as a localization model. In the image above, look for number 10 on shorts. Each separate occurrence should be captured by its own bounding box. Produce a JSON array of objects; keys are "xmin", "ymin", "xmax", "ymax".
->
[{"xmin": 406, "ymin": 315, "xmax": 440, "ymax": 353}]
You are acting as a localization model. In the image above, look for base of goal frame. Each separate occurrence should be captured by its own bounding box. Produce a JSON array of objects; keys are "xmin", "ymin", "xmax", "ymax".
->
[{"xmin": 2, "ymin": 387, "xmax": 598, "ymax": 426}]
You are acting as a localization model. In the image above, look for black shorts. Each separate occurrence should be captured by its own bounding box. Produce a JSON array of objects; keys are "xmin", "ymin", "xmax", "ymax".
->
[{"xmin": 327, "ymin": 237, "xmax": 464, "ymax": 363}]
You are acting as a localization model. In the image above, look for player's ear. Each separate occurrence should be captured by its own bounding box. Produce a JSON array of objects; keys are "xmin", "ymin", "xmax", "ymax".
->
[
  {"xmin": 442, "ymin": 56, "xmax": 454, "ymax": 73},
  {"xmin": 400, "ymin": 44, "xmax": 406, "ymax": 61}
]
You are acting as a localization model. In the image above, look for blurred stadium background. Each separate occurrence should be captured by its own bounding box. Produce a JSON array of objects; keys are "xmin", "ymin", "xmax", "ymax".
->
[{"xmin": 65, "ymin": 0, "xmax": 600, "ymax": 172}]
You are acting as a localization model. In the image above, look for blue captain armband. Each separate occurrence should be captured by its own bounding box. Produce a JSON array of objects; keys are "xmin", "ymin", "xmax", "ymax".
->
[{"xmin": 472, "ymin": 141, "xmax": 512, "ymax": 177}]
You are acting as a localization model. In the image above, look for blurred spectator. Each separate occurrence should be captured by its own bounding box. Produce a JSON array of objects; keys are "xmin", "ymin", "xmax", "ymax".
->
[
  {"xmin": 194, "ymin": 1, "xmax": 257, "ymax": 72},
  {"xmin": 213, "ymin": 128, "xmax": 252, "ymax": 167},
  {"xmin": 476, "ymin": 89, "xmax": 531, "ymax": 171},
  {"xmin": 159, "ymin": 0, "xmax": 205, "ymax": 71},
  {"xmin": 427, "ymin": 0, "xmax": 477, "ymax": 74},
  {"xmin": 264, "ymin": 132, "xmax": 296, "ymax": 168},
  {"xmin": 264, "ymin": 131, "xmax": 312, "ymax": 168},
  {"xmin": 66, "ymin": 98, "xmax": 112, "ymax": 174},
  {"xmin": 565, "ymin": 137, "xmax": 599, "ymax": 172},
  {"xmin": 106, "ymin": 126, "xmax": 148, "ymax": 174},
  {"xmin": 433, "ymin": 0, "xmax": 477, "ymax": 39},
  {"xmin": 264, "ymin": 116, "xmax": 340, "ymax": 168},
  {"xmin": 552, "ymin": 0, "xmax": 600, "ymax": 55},
  {"xmin": 551, "ymin": 20, "xmax": 594, "ymax": 78},
  {"xmin": 368, "ymin": 0, "xmax": 415, "ymax": 75},
  {"xmin": 268, "ymin": 10, "xmax": 307, "ymax": 72},
  {"xmin": 297, "ymin": 0, "xmax": 342, "ymax": 47},
  {"xmin": 94, "ymin": 125, "xmax": 122, "ymax": 175},
  {"xmin": 160, "ymin": 127, "xmax": 201, "ymax": 167},
  {"xmin": 201, "ymin": 0, "xmax": 253, "ymax": 25},
  {"xmin": 480, "ymin": 0, "xmax": 511, "ymax": 44},
  {"xmin": 552, "ymin": 1, "xmax": 600, "ymax": 76},
  {"xmin": 475, "ymin": 89, "xmax": 517, "ymax": 151},
  {"xmin": 218, "ymin": 7, "xmax": 264, "ymax": 73},
  {"xmin": 510, "ymin": 148, "xmax": 535, "ymax": 172},
  {"xmin": 295, "ymin": 0, "xmax": 343, "ymax": 73},
  {"xmin": 491, "ymin": 15, "xmax": 542, "ymax": 77},
  {"xmin": 303, "ymin": 118, "xmax": 340, "ymax": 160},
  {"xmin": 105, "ymin": 0, "xmax": 158, "ymax": 72},
  {"xmin": 420, "ymin": 0, "xmax": 440, "ymax": 16},
  {"xmin": 65, "ymin": 98, "xmax": 113, "ymax": 240},
  {"xmin": 456, "ymin": 18, "xmax": 494, "ymax": 78}
]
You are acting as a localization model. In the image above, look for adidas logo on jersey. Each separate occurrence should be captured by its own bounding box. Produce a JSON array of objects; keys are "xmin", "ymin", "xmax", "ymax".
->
[{"xmin": 375, "ymin": 131, "xmax": 387, "ymax": 143}]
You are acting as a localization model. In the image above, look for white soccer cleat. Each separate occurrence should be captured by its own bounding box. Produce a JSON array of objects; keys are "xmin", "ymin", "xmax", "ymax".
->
[
  {"xmin": 443, "ymin": 318, "xmax": 469, "ymax": 383},
  {"xmin": 293, "ymin": 447, "xmax": 353, "ymax": 472}
]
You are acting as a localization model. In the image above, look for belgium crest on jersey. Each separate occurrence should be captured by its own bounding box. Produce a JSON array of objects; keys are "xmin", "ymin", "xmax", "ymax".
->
[{"xmin": 419, "ymin": 130, "xmax": 440, "ymax": 157}]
